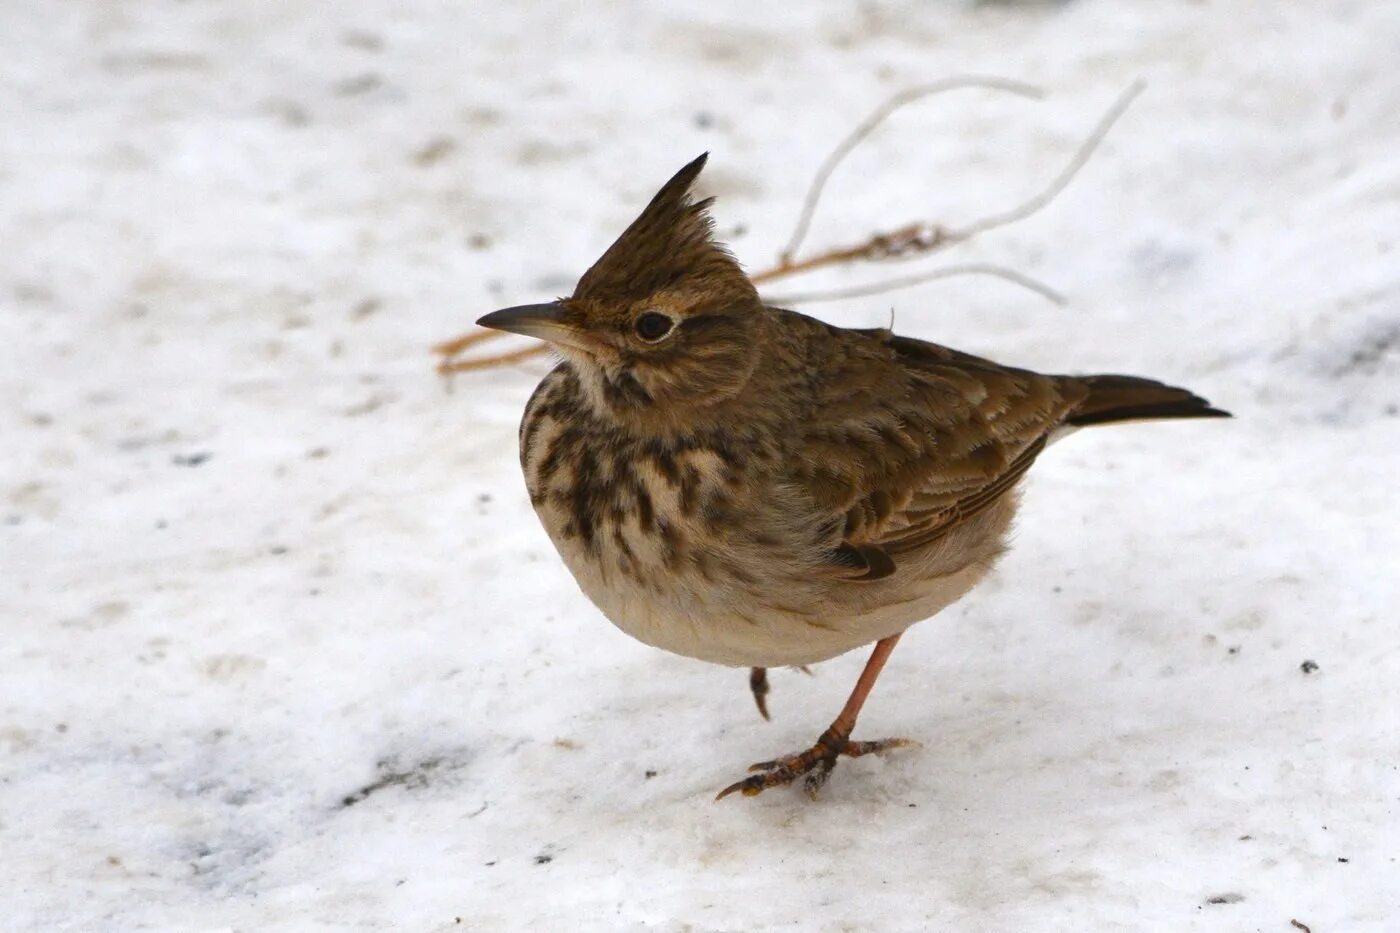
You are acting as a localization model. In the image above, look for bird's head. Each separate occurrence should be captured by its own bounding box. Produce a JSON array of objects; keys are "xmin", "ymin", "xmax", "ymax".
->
[{"xmin": 477, "ymin": 154, "xmax": 766, "ymax": 418}]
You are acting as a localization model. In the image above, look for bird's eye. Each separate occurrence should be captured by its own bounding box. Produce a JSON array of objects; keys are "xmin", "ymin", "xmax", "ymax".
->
[{"xmin": 633, "ymin": 311, "xmax": 674, "ymax": 342}]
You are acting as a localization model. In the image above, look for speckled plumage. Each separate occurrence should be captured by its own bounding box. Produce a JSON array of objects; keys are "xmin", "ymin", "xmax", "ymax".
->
[
  {"xmin": 479, "ymin": 153, "xmax": 1229, "ymax": 798},
  {"xmin": 519, "ymin": 311, "xmax": 1054, "ymax": 668}
]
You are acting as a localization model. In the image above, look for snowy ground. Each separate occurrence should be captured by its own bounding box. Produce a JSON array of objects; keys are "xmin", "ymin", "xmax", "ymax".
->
[{"xmin": 3, "ymin": 2, "xmax": 1399, "ymax": 930}]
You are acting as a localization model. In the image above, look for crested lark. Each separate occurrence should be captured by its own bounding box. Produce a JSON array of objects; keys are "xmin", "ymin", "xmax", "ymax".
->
[{"xmin": 477, "ymin": 154, "xmax": 1229, "ymax": 800}]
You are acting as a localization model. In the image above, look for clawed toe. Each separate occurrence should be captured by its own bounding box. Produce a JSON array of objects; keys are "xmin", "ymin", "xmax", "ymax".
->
[
  {"xmin": 715, "ymin": 734, "xmax": 912, "ymax": 800},
  {"xmin": 845, "ymin": 737, "xmax": 914, "ymax": 758},
  {"xmin": 748, "ymin": 667, "xmax": 771, "ymax": 721}
]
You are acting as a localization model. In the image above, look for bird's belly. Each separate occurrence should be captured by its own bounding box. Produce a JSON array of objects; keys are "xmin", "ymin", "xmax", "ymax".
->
[
  {"xmin": 519, "ymin": 377, "xmax": 1019, "ymax": 667},
  {"xmin": 538, "ymin": 501, "xmax": 1008, "ymax": 668}
]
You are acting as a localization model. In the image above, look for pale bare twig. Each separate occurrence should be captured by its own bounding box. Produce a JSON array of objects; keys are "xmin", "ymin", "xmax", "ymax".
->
[
  {"xmin": 762, "ymin": 263, "xmax": 1066, "ymax": 308},
  {"xmin": 949, "ymin": 78, "xmax": 1146, "ymax": 242},
  {"xmin": 779, "ymin": 76, "xmax": 1045, "ymax": 265},
  {"xmin": 755, "ymin": 79, "xmax": 1147, "ymax": 286}
]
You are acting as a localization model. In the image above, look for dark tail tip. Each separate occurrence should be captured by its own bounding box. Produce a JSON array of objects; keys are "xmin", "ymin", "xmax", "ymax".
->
[{"xmin": 1064, "ymin": 375, "xmax": 1232, "ymax": 428}]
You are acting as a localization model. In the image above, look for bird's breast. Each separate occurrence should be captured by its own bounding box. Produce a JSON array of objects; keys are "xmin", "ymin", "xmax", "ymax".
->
[
  {"xmin": 517, "ymin": 368, "xmax": 840, "ymax": 662},
  {"xmin": 514, "ymin": 366, "xmax": 1011, "ymax": 666}
]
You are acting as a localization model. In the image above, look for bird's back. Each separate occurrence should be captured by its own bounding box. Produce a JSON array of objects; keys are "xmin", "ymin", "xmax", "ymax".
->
[{"xmin": 770, "ymin": 307, "xmax": 1224, "ymax": 561}]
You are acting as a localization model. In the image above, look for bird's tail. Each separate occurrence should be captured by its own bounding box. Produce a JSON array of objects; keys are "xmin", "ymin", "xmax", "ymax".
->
[{"xmin": 1061, "ymin": 374, "xmax": 1231, "ymax": 427}]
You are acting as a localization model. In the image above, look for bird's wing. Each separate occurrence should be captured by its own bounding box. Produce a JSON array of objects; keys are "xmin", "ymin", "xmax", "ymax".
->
[{"xmin": 792, "ymin": 331, "xmax": 1085, "ymax": 579}]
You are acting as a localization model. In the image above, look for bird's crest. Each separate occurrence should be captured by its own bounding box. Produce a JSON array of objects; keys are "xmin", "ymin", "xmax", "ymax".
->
[{"xmin": 573, "ymin": 153, "xmax": 754, "ymax": 303}]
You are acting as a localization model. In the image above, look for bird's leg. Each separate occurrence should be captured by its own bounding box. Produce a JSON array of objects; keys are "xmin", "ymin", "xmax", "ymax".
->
[
  {"xmin": 717, "ymin": 633, "xmax": 911, "ymax": 800},
  {"xmin": 749, "ymin": 667, "xmax": 770, "ymax": 720},
  {"xmin": 748, "ymin": 666, "xmax": 813, "ymax": 720},
  {"xmin": 748, "ymin": 666, "xmax": 816, "ymax": 721}
]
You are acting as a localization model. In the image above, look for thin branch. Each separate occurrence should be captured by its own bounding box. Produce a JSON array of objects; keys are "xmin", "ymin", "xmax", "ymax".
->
[
  {"xmin": 753, "ymin": 222, "xmax": 952, "ymax": 283},
  {"xmin": 762, "ymin": 263, "xmax": 1065, "ymax": 307},
  {"xmin": 948, "ymin": 79, "xmax": 1146, "ymax": 241},
  {"xmin": 432, "ymin": 328, "xmax": 507, "ymax": 359},
  {"xmin": 779, "ymin": 76, "xmax": 1045, "ymax": 264},
  {"xmin": 758, "ymin": 80, "xmax": 1148, "ymax": 284},
  {"xmin": 437, "ymin": 342, "xmax": 546, "ymax": 374}
]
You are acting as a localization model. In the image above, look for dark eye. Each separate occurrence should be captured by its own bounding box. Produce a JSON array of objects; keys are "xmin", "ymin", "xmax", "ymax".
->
[{"xmin": 633, "ymin": 311, "xmax": 674, "ymax": 342}]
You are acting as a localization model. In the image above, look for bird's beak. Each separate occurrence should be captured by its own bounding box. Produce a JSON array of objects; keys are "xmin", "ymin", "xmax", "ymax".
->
[{"xmin": 475, "ymin": 302, "xmax": 593, "ymax": 353}]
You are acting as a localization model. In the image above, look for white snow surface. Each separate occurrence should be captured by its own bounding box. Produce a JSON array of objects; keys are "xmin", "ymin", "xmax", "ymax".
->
[{"xmin": 3, "ymin": 2, "xmax": 1399, "ymax": 930}]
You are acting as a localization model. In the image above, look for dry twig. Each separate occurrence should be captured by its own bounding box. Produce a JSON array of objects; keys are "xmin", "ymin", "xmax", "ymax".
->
[
  {"xmin": 754, "ymin": 78, "xmax": 1146, "ymax": 300},
  {"xmin": 435, "ymin": 80, "xmax": 1144, "ymax": 375},
  {"xmin": 777, "ymin": 75, "xmax": 1044, "ymax": 265},
  {"xmin": 763, "ymin": 263, "xmax": 1066, "ymax": 308}
]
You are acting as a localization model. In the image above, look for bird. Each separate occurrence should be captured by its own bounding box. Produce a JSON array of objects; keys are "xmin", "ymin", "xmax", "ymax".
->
[{"xmin": 475, "ymin": 153, "xmax": 1229, "ymax": 800}]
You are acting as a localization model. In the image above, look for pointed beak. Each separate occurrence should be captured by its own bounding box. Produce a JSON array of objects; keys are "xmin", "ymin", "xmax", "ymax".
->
[
  {"xmin": 476, "ymin": 301, "xmax": 594, "ymax": 354},
  {"xmin": 476, "ymin": 302, "xmax": 566, "ymax": 340}
]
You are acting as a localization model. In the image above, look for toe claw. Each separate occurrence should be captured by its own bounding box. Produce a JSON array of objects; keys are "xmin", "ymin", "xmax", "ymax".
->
[
  {"xmin": 715, "ymin": 773, "xmax": 772, "ymax": 800},
  {"xmin": 802, "ymin": 758, "xmax": 837, "ymax": 799},
  {"xmin": 715, "ymin": 779, "xmax": 748, "ymax": 801}
]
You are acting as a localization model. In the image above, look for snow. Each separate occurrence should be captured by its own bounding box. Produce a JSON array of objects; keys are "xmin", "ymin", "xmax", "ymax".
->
[{"xmin": 3, "ymin": 1, "xmax": 1398, "ymax": 929}]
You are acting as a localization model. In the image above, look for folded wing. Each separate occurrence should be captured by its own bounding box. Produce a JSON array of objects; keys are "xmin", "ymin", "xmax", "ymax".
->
[{"xmin": 792, "ymin": 330, "xmax": 1085, "ymax": 580}]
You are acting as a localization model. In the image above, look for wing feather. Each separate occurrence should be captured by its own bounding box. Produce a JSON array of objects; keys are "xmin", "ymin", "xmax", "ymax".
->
[{"xmin": 789, "ymin": 321, "xmax": 1083, "ymax": 579}]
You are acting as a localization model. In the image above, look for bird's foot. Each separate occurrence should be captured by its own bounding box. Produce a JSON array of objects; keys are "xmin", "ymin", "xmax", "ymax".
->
[{"xmin": 715, "ymin": 727, "xmax": 912, "ymax": 800}]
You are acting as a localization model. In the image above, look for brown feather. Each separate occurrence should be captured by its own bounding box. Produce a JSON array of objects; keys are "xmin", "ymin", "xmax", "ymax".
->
[
  {"xmin": 782, "ymin": 323, "xmax": 1230, "ymax": 580},
  {"xmin": 572, "ymin": 152, "xmax": 755, "ymax": 307},
  {"xmin": 1062, "ymin": 374, "xmax": 1231, "ymax": 427},
  {"xmin": 782, "ymin": 316, "xmax": 1082, "ymax": 578}
]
